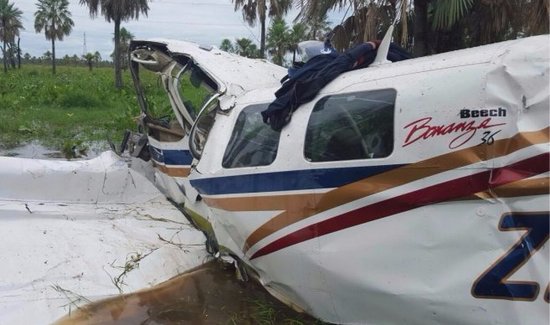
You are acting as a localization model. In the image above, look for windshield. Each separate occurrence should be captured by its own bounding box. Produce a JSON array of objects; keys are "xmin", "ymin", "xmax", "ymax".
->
[
  {"xmin": 175, "ymin": 63, "xmax": 218, "ymax": 121},
  {"xmin": 129, "ymin": 42, "xmax": 219, "ymax": 131}
]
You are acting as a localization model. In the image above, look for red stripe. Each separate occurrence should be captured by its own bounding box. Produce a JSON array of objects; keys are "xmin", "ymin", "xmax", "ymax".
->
[{"xmin": 250, "ymin": 153, "xmax": 549, "ymax": 259}]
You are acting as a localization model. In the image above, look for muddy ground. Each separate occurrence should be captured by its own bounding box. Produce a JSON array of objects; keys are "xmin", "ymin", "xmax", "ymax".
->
[{"xmin": 55, "ymin": 261, "xmax": 320, "ymax": 325}]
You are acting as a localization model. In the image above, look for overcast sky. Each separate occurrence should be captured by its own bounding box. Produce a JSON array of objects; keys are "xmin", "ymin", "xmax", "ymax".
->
[{"xmin": 13, "ymin": 0, "xmax": 346, "ymax": 60}]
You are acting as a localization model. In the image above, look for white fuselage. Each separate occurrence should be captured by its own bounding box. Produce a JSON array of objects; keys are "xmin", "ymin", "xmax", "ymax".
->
[{"xmin": 133, "ymin": 35, "xmax": 550, "ymax": 324}]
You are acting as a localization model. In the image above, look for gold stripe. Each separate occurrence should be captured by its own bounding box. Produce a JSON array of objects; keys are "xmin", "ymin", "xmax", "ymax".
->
[
  {"xmin": 472, "ymin": 176, "xmax": 550, "ymax": 200},
  {"xmin": 244, "ymin": 127, "xmax": 550, "ymax": 252},
  {"xmin": 153, "ymin": 162, "xmax": 191, "ymax": 177},
  {"xmin": 203, "ymin": 193, "xmax": 322, "ymax": 212}
]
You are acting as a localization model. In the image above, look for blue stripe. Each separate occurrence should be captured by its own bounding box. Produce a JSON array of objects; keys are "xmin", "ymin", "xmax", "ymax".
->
[
  {"xmin": 164, "ymin": 150, "xmax": 193, "ymax": 165},
  {"xmin": 149, "ymin": 147, "xmax": 193, "ymax": 165},
  {"xmin": 190, "ymin": 164, "xmax": 404, "ymax": 195}
]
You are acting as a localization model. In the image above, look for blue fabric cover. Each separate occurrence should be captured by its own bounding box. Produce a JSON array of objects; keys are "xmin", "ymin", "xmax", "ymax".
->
[{"xmin": 261, "ymin": 43, "xmax": 412, "ymax": 131}]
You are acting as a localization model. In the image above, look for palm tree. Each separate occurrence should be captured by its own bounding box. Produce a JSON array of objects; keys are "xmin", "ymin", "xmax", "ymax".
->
[
  {"xmin": 83, "ymin": 52, "xmax": 94, "ymax": 70},
  {"xmin": 115, "ymin": 27, "xmax": 133, "ymax": 70},
  {"xmin": 6, "ymin": 41, "xmax": 16, "ymax": 68},
  {"xmin": 524, "ymin": 0, "xmax": 549, "ymax": 36},
  {"xmin": 62, "ymin": 54, "xmax": 70, "ymax": 65},
  {"xmin": 306, "ymin": 12, "xmax": 331, "ymax": 40},
  {"xmin": 301, "ymin": 0, "xmax": 548, "ymax": 56},
  {"xmin": 267, "ymin": 17, "xmax": 309, "ymax": 66},
  {"xmin": 235, "ymin": 38, "xmax": 260, "ymax": 58},
  {"xmin": 93, "ymin": 50, "xmax": 101, "ymax": 66},
  {"xmin": 421, "ymin": 0, "xmax": 547, "ymax": 53},
  {"xmin": 232, "ymin": 0, "xmax": 292, "ymax": 58},
  {"xmin": 289, "ymin": 21, "xmax": 308, "ymax": 46},
  {"xmin": 220, "ymin": 38, "xmax": 235, "ymax": 53},
  {"xmin": 79, "ymin": 0, "xmax": 149, "ymax": 89},
  {"xmin": 16, "ymin": 36, "xmax": 20, "ymax": 68},
  {"xmin": 412, "ymin": 0, "xmax": 429, "ymax": 56},
  {"xmin": 0, "ymin": 0, "xmax": 23, "ymax": 73},
  {"xmin": 266, "ymin": 17, "xmax": 290, "ymax": 65},
  {"xmin": 34, "ymin": 0, "xmax": 74, "ymax": 74},
  {"xmin": 43, "ymin": 50, "xmax": 52, "ymax": 62},
  {"xmin": 70, "ymin": 54, "xmax": 78, "ymax": 66}
]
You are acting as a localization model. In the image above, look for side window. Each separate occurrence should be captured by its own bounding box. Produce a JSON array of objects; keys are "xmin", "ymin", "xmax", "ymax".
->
[
  {"xmin": 223, "ymin": 104, "xmax": 281, "ymax": 168},
  {"xmin": 305, "ymin": 89, "xmax": 396, "ymax": 162}
]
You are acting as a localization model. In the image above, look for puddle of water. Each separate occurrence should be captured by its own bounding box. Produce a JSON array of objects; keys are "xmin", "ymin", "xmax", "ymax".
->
[
  {"xmin": 54, "ymin": 261, "xmax": 320, "ymax": 325},
  {"xmin": 0, "ymin": 141, "xmax": 111, "ymax": 159},
  {"xmin": 0, "ymin": 141, "xmax": 65, "ymax": 159}
]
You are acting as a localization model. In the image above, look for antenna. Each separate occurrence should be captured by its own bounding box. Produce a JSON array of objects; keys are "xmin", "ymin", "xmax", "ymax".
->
[
  {"xmin": 371, "ymin": 2, "xmax": 403, "ymax": 66},
  {"xmin": 83, "ymin": 32, "xmax": 87, "ymax": 56},
  {"xmin": 371, "ymin": 24, "xmax": 394, "ymax": 66}
]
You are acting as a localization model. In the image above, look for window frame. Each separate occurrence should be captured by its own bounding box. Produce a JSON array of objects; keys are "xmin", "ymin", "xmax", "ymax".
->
[
  {"xmin": 303, "ymin": 88, "xmax": 397, "ymax": 163},
  {"xmin": 222, "ymin": 103, "xmax": 282, "ymax": 169}
]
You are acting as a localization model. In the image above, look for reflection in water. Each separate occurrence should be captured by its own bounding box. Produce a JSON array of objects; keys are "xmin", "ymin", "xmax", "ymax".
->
[
  {"xmin": 0, "ymin": 142, "xmax": 65, "ymax": 159},
  {"xmin": 0, "ymin": 141, "xmax": 108, "ymax": 159},
  {"xmin": 55, "ymin": 262, "xmax": 320, "ymax": 325}
]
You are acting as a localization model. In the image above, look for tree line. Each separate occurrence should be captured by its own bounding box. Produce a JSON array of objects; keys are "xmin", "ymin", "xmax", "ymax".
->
[
  {"xmin": 220, "ymin": 13, "xmax": 331, "ymax": 66},
  {"xmin": 6, "ymin": 25, "xmax": 133, "ymax": 71},
  {"xmin": 1, "ymin": 0, "xmax": 548, "ymax": 87},
  {"xmin": 0, "ymin": 0, "xmax": 146, "ymax": 89},
  {"xmin": 19, "ymin": 51, "xmax": 107, "ymax": 67},
  {"xmin": 226, "ymin": 0, "xmax": 548, "ymax": 64}
]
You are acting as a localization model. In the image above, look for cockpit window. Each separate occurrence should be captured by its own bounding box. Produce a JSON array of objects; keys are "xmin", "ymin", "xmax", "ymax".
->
[
  {"xmin": 130, "ymin": 48, "xmax": 176, "ymax": 120},
  {"xmin": 189, "ymin": 97, "xmax": 219, "ymax": 160},
  {"xmin": 222, "ymin": 103, "xmax": 281, "ymax": 168},
  {"xmin": 129, "ymin": 48, "xmax": 184, "ymax": 142},
  {"xmin": 130, "ymin": 46, "xmax": 219, "ymax": 140},
  {"xmin": 304, "ymin": 89, "xmax": 396, "ymax": 162},
  {"xmin": 176, "ymin": 62, "xmax": 218, "ymax": 121}
]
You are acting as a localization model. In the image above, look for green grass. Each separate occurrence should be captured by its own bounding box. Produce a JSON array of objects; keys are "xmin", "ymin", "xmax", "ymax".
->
[
  {"xmin": 0, "ymin": 64, "xmax": 145, "ymax": 151},
  {"xmin": 225, "ymin": 296, "xmax": 327, "ymax": 325}
]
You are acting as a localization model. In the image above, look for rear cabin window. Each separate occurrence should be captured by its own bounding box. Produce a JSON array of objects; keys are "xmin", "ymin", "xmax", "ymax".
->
[
  {"xmin": 223, "ymin": 104, "xmax": 281, "ymax": 168},
  {"xmin": 305, "ymin": 89, "xmax": 396, "ymax": 162}
]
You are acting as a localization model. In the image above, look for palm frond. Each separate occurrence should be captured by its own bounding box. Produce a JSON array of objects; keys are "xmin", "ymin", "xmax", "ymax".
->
[
  {"xmin": 525, "ymin": 0, "xmax": 549, "ymax": 35},
  {"xmin": 431, "ymin": 0, "xmax": 473, "ymax": 30},
  {"xmin": 0, "ymin": 0, "xmax": 23, "ymax": 43},
  {"xmin": 34, "ymin": 0, "xmax": 74, "ymax": 41},
  {"xmin": 79, "ymin": 0, "xmax": 149, "ymax": 23}
]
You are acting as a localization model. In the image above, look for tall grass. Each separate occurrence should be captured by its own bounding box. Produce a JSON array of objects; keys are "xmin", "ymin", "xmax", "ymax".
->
[{"xmin": 0, "ymin": 64, "xmax": 145, "ymax": 150}]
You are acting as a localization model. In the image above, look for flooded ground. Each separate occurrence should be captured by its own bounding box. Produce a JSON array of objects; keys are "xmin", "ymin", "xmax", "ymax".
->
[
  {"xmin": 54, "ymin": 261, "xmax": 320, "ymax": 325},
  {"xmin": 0, "ymin": 141, "xmax": 108, "ymax": 159},
  {"xmin": 0, "ymin": 141, "xmax": 65, "ymax": 159}
]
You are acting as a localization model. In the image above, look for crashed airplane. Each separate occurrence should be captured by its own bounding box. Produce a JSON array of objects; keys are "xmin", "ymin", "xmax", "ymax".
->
[{"xmin": 125, "ymin": 32, "xmax": 549, "ymax": 324}]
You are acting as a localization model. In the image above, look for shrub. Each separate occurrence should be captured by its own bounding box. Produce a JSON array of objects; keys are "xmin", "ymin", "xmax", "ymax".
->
[{"xmin": 58, "ymin": 90, "xmax": 101, "ymax": 109}]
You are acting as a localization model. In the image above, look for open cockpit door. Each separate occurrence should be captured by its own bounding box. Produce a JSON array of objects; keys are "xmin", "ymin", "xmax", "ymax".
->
[
  {"xmin": 125, "ymin": 38, "xmax": 285, "ymax": 164},
  {"xmin": 129, "ymin": 41, "xmax": 220, "ymax": 134}
]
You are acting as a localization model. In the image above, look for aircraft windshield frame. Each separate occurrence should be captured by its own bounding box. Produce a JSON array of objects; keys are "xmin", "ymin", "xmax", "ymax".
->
[
  {"xmin": 129, "ymin": 43, "xmax": 220, "ymax": 129},
  {"xmin": 174, "ymin": 61, "xmax": 219, "ymax": 122}
]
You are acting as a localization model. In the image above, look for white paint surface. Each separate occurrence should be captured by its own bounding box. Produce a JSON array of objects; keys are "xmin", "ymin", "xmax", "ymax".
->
[{"xmin": 0, "ymin": 152, "xmax": 210, "ymax": 324}]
